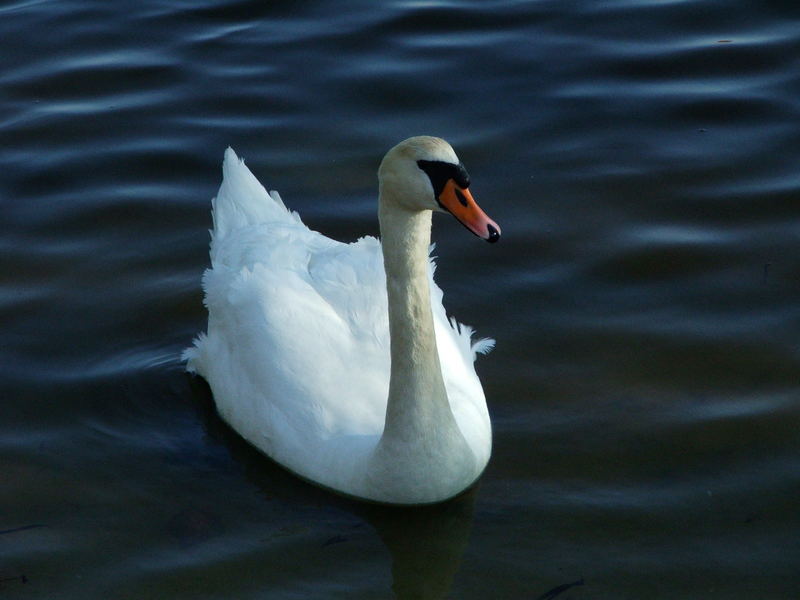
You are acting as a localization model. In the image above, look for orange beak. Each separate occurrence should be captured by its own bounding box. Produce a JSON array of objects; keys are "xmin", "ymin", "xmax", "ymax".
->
[{"xmin": 437, "ymin": 179, "xmax": 501, "ymax": 243}]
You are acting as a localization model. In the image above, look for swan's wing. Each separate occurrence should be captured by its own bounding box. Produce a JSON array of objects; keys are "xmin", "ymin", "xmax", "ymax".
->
[
  {"xmin": 187, "ymin": 234, "xmax": 392, "ymax": 481},
  {"xmin": 184, "ymin": 151, "xmax": 392, "ymax": 478}
]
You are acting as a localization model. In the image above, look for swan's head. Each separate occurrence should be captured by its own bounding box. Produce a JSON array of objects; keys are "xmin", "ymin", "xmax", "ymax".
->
[{"xmin": 378, "ymin": 136, "xmax": 501, "ymax": 243}]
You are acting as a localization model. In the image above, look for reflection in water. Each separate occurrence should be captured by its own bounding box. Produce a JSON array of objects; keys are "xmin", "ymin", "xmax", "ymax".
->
[
  {"xmin": 187, "ymin": 375, "xmax": 476, "ymax": 599},
  {"xmin": 363, "ymin": 495, "xmax": 476, "ymax": 600}
]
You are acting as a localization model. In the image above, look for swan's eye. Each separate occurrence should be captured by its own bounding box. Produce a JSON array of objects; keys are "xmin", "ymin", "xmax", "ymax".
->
[{"xmin": 417, "ymin": 160, "xmax": 471, "ymax": 201}]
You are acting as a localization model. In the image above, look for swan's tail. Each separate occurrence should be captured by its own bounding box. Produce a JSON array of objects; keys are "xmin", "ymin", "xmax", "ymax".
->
[{"xmin": 210, "ymin": 148, "xmax": 300, "ymax": 240}]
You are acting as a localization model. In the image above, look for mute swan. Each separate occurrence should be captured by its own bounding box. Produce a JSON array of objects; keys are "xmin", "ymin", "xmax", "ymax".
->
[{"xmin": 184, "ymin": 136, "xmax": 500, "ymax": 505}]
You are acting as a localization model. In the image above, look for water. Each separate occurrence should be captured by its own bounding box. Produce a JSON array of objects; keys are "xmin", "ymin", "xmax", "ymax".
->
[{"xmin": 2, "ymin": 1, "xmax": 799, "ymax": 597}]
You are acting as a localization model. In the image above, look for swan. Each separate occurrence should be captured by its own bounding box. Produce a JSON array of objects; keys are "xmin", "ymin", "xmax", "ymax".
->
[{"xmin": 183, "ymin": 136, "xmax": 500, "ymax": 505}]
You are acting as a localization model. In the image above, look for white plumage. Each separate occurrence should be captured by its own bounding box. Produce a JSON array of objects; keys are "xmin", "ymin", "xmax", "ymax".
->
[{"xmin": 184, "ymin": 137, "xmax": 498, "ymax": 504}]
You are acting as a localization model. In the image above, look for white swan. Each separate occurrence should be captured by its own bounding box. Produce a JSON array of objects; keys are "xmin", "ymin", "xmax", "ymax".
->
[{"xmin": 184, "ymin": 136, "xmax": 500, "ymax": 505}]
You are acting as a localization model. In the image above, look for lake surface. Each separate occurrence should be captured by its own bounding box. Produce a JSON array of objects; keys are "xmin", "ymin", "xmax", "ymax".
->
[{"xmin": 2, "ymin": 0, "xmax": 799, "ymax": 598}]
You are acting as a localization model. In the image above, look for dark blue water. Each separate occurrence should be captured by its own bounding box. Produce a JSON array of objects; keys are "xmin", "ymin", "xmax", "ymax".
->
[{"xmin": 2, "ymin": 1, "xmax": 799, "ymax": 598}]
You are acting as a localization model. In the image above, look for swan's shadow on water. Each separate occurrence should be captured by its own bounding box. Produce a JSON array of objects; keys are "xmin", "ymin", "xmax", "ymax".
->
[{"xmin": 186, "ymin": 374, "xmax": 477, "ymax": 600}]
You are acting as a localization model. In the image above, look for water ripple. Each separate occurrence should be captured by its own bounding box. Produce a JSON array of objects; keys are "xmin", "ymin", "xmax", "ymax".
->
[{"xmin": 2, "ymin": 0, "xmax": 799, "ymax": 597}]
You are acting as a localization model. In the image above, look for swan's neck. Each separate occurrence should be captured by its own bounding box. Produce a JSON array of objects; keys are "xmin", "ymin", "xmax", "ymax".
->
[
  {"xmin": 379, "ymin": 201, "xmax": 451, "ymax": 440},
  {"xmin": 370, "ymin": 192, "xmax": 475, "ymax": 501}
]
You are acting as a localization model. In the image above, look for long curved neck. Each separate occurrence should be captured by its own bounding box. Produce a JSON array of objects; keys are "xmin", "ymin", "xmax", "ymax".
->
[
  {"xmin": 377, "ymin": 194, "xmax": 454, "ymax": 445},
  {"xmin": 364, "ymin": 184, "xmax": 478, "ymax": 503}
]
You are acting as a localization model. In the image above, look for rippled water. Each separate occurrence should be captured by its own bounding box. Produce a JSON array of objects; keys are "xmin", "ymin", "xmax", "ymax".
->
[{"xmin": 2, "ymin": 1, "xmax": 799, "ymax": 598}]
